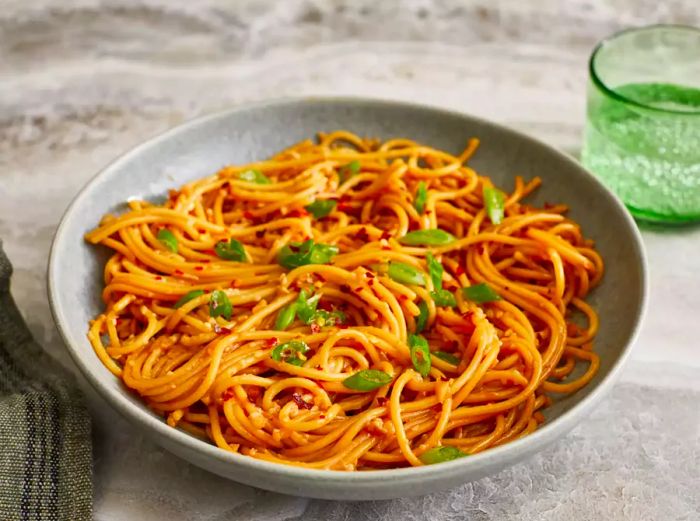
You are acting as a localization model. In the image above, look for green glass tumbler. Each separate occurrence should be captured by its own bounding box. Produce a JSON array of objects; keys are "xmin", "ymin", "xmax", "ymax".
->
[{"xmin": 581, "ymin": 25, "xmax": 700, "ymax": 224}]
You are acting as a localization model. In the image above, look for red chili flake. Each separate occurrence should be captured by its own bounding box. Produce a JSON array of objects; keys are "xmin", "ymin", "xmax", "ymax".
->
[
  {"xmin": 316, "ymin": 274, "xmax": 327, "ymax": 282},
  {"xmin": 319, "ymin": 414, "xmax": 326, "ymax": 420},
  {"xmin": 380, "ymin": 230, "xmax": 392, "ymax": 240},
  {"xmin": 255, "ymin": 230, "xmax": 265, "ymax": 239},
  {"xmin": 154, "ymin": 276, "xmax": 163, "ymax": 281},
  {"xmin": 243, "ymin": 211, "xmax": 254, "ymax": 220},
  {"xmin": 381, "ymin": 245, "xmax": 392, "ymax": 251},
  {"xmin": 195, "ymin": 266, "xmax": 204, "ymax": 271},
  {"xmin": 367, "ymin": 279, "xmax": 375, "ymax": 286},
  {"xmin": 450, "ymin": 340, "xmax": 460, "ymax": 350},
  {"xmin": 340, "ymin": 284, "xmax": 352, "ymax": 293},
  {"xmin": 246, "ymin": 386, "xmax": 261, "ymax": 401},
  {"xmin": 398, "ymin": 295, "xmax": 408, "ymax": 301},
  {"xmin": 288, "ymin": 208, "xmax": 310, "ymax": 218},
  {"xmin": 288, "ymin": 244, "xmax": 300, "ymax": 253},
  {"xmin": 214, "ymin": 325, "xmax": 232, "ymax": 334},
  {"xmin": 317, "ymin": 300, "xmax": 333, "ymax": 311},
  {"xmin": 174, "ymin": 269, "xmax": 184, "ymax": 276},
  {"xmin": 310, "ymin": 322, "xmax": 321, "ymax": 334},
  {"xmin": 408, "ymin": 221, "xmax": 420, "ymax": 231},
  {"xmin": 455, "ymin": 265, "xmax": 465, "ymax": 276},
  {"xmin": 265, "ymin": 337, "xmax": 279, "ymax": 348},
  {"xmin": 292, "ymin": 392, "xmax": 313, "ymax": 410},
  {"xmin": 366, "ymin": 271, "xmax": 375, "ymax": 279},
  {"xmin": 230, "ymin": 280, "xmax": 241, "ymax": 288},
  {"xmin": 352, "ymin": 227, "xmax": 370, "ymax": 243},
  {"xmin": 201, "ymin": 259, "xmax": 211, "ymax": 264},
  {"xmin": 432, "ymin": 404, "xmax": 442, "ymax": 413},
  {"xmin": 444, "ymin": 284, "xmax": 458, "ymax": 291},
  {"xmin": 221, "ymin": 387, "xmax": 235, "ymax": 402},
  {"xmin": 337, "ymin": 203, "xmax": 354, "ymax": 212},
  {"xmin": 338, "ymin": 194, "xmax": 351, "ymax": 203},
  {"xmin": 168, "ymin": 189, "xmax": 179, "ymax": 200},
  {"xmin": 376, "ymin": 397, "xmax": 388, "ymax": 406},
  {"xmin": 204, "ymin": 249, "xmax": 217, "ymax": 256},
  {"xmin": 352, "ymin": 287, "xmax": 363, "ymax": 293},
  {"xmin": 425, "ymin": 210, "xmax": 433, "ymax": 215}
]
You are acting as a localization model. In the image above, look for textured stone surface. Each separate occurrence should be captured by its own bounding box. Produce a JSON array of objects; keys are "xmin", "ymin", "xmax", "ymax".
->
[{"xmin": 1, "ymin": 1, "xmax": 699, "ymax": 519}]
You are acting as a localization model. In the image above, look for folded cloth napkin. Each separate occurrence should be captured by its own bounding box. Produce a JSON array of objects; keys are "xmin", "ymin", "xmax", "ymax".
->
[{"xmin": 0, "ymin": 243, "xmax": 92, "ymax": 521}]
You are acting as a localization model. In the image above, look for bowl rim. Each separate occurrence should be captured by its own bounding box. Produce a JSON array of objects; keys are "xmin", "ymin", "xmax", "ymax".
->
[{"xmin": 47, "ymin": 95, "xmax": 648, "ymax": 484}]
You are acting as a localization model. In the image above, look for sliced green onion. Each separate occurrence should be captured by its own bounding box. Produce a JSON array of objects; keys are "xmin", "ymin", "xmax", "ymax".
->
[
  {"xmin": 208, "ymin": 290, "xmax": 233, "ymax": 320},
  {"xmin": 387, "ymin": 262, "xmax": 426, "ymax": 286},
  {"xmin": 338, "ymin": 160, "xmax": 361, "ymax": 183},
  {"xmin": 462, "ymin": 283, "xmax": 501, "ymax": 304},
  {"xmin": 215, "ymin": 238, "xmax": 247, "ymax": 262},
  {"xmin": 399, "ymin": 229, "xmax": 456, "ymax": 246},
  {"xmin": 305, "ymin": 199, "xmax": 337, "ymax": 219},
  {"xmin": 433, "ymin": 351, "xmax": 460, "ymax": 365},
  {"xmin": 295, "ymin": 290, "xmax": 321, "ymax": 324},
  {"xmin": 414, "ymin": 181, "xmax": 428, "ymax": 214},
  {"xmin": 415, "ymin": 300, "xmax": 429, "ymax": 333},
  {"xmin": 310, "ymin": 309, "xmax": 346, "ymax": 328},
  {"xmin": 157, "ymin": 229, "xmax": 178, "ymax": 253},
  {"xmin": 271, "ymin": 340, "xmax": 309, "ymax": 366},
  {"xmin": 425, "ymin": 252, "xmax": 443, "ymax": 290},
  {"xmin": 343, "ymin": 369, "xmax": 393, "ymax": 391},
  {"xmin": 274, "ymin": 303, "xmax": 297, "ymax": 330},
  {"xmin": 419, "ymin": 446, "xmax": 467, "ymax": 465},
  {"xmin": 277, "ymin": 240, "xmax": 339, "ymax": 269},
  {"xmin": 431, "ymin": 289, "xmax": 457, "ymax": 308},
  {"xmin": 173, "ymin": 289, "xmax": 204, "ymax": 309},
  {"xmin": 409, "ymin": 334, "xmax": 431, "ymax": 377},
  {"xmin": 238, "ymin": 169, "xmax": 272, "ymax": 184},
  {"xmin": 483, "ymin": 187, "xmax": 505, "ymax": 225}
]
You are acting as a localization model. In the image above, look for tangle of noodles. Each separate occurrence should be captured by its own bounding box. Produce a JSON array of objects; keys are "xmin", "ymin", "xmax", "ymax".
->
[{"xmin": 85, "ymin": 131, "xmax": 602, "ymax": 470}]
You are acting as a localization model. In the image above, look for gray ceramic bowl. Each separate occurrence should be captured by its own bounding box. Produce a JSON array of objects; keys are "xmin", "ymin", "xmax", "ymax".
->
[{"xmin": 48, "ymin": 97, "xmax": 647, "ymax": 500}]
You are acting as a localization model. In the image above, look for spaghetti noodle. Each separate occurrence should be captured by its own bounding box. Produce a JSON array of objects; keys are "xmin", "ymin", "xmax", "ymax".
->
[{"xmin": 85, "ymin": 131, "xmax": 602, "ymax": 470}]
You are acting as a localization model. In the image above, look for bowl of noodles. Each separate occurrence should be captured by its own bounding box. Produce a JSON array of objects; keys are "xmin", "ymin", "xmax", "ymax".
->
[{"xmin": 48, "ymin": 97, "xmax": 646, "ymax": 500}]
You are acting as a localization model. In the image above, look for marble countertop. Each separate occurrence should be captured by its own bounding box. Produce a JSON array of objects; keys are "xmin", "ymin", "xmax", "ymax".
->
[{"xmin": 1, "ymin": 1, "xmax": 699, "ymax": 519}]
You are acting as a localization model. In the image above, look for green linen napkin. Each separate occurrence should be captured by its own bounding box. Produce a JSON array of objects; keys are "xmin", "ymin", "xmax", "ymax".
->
[{"xmin": 0, "ymin": 243, "xmax": 92, "ymax": 521}]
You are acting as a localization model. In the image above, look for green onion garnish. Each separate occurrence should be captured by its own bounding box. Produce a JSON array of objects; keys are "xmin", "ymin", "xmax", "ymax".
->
[
  {"xmin": 214, "ymin": 238, "xmax": 247, "ymax": 262},
  {"xmin": 173, "ymin": 289, "xmax": 204, "ymax": 309},
  {"xmin": 305, "ymin": 199, "xmax": 337, "ymax": 219},
  {"xmin": 338, "ymin": 160, "xmax": 361, "ymax": 183},
  {"xmin": 433, "ymin": 351, "xmax": 460, "ymax": 365},
  {"xmin": 157, "ymin": 229, "xmax": 178, "ymax": 253},
  {"xmin": 425, "ymin": 252, "xmax": 443, "ymax": 290},
  {"xmin": 414, "ymin": 181, "xmax": 428, "ymax": 214},
  {"xmin": 274, "ymin": 303, "xmax": 297, "ymax": 330},
  {"xmin": 399, "ymin": 229, "xmax": 456, "ymax": 246},
  {"xmin": 295, "ymin": 290, "xmax": 321, "ymax": 324},
  {"xmin": 238, "ymin": 169, "xmax": 271, "ymax": 184},
  {"xmin": 483, "ymin": 187, "xmax": 505, "ymax": 225},
  {"xmin": 310, "ymin": 309, "xmax": 346, "ymax": 328},
  {"xmin": 409, "ymin": 334, "xmax": 431, "ymax": 377},
  {"xmin": 342, "ymin": 369, "xmax": 393, "ymax": 391},
  {"xmin": 271, "ymin": 340, "xmax": 309, "ymax": 366},
  {"xmin": 208, "ymin": 290, "xmax": 233, "ymax": 320},
  {"xmin": 431, "ymin": 289, "xmax": 457, "ymax": 307},
  {"xmin": 419, "ymin": 446, "xmax": 467, "ymax": 465},
  {"xmin": 387, "ymin": 262, "xmax": 426, "ymax": 286},
  {"xmin": 415, "ymin": 300, "xmax": 429, "ymax": 333},
  {"xmin": 277, "ymin": 240, "xmax": 339, "ymax": 269},
  {"xmin": 462, "ymin": 283, "xmax": 501, "ymax": 304}
]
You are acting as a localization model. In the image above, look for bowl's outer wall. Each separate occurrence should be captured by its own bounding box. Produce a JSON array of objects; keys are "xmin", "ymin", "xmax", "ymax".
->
[{"xmin": 48, "ymin": 98, "xmax": 646, "ymax": 500}]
